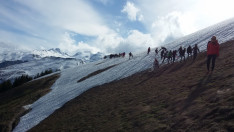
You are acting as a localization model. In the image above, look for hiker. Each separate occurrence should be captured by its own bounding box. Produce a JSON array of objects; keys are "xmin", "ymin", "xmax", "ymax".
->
[
  {"xmin": 167, "ymin": 50, "xmax": 172, "ymax": 64},
  {"xmin": 162, "ymin": 50, "xmax": 168, "ymax": 63},
  {"xmin": 161, "ymin": 49, "xmax": 165, "ymax": 60},
  {"xmin": 129, "ymin": 52, "xmax": 133, "ymax": 59},
  {"xmin": 172, "ymin": 50, "xmax": 177, "ymax": 63},
  {"xmin": 155, "ymin": 48, "xmax": 158, "ymax": 55},
  {"xmin": 207, "ymin": 36, "xmax": 219, "ymax": 73},
  {"xmin": 147, "ymin": 47, "xmax": 151, "ymax": 55},
  {"xmin": 178, "ymin": 46, "xmax": 185, "ymax": 61},
  {"xmin": 193, "ymin": 44, "xmax": 200, "ymax": 61},
  {"xmin": 187, "ymin": 45, "xmax": 192, "ymax": 58},
  {"xmin": 123, "ymin": 52, "xmax": 125, "ymax": 57},
  {"xmin": 182, "ymin": 48, "xmax": 186, "ymax": 61},
  {"xmin": 154, "ymin": 58, "xmax": 159, "ymax": 69}
]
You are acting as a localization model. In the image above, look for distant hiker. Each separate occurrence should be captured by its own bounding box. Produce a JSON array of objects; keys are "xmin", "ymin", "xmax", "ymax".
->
[
  {"xmin": 155, "ymin": 48, "xmax": 158, "ymax": 55},
  {"xmin": 183, "ymin": 48, "xmax": 186, "ymax": 58},
  {"xmin": 129, "ymin": 52, "xmax": 133, "ymax": 59},
  {"xmin": 207, "ymin": 36, "xmax": 219, "ymax": 73},
  {"xmin": 123, "ymin": 52, "xmax": 125, "ymax": 58},
  {"xmin": 178, "ymin": 46, "xmax": 185, "ymax": 61},
  {"xmin": 162, "ymin": 50, "xmax": 168, "ymax": 63},
  {"xmin": 187, "ymin": 45, "xmax": 192, "ymax": 58},
  {"xmin": 172, "ymin": 50, "xmax": 177, "ymax": 63},
  {"xmin": 167, "ymin": 50, "xmax": 172, "ymax": 64},
  {"xmin": 161, "ymin": 49, "xmax": 165, "ymax": 60},
  {"xmin": 154, "ymin": 58, "xmax": 159, "ymax": 69},
  {"xmin": 147, "ymin": 47, "xmax": 151, "ymax": 55},
  {"xmin": 193, "ymin": 44, "xmax": 200, "ymax": 61}
]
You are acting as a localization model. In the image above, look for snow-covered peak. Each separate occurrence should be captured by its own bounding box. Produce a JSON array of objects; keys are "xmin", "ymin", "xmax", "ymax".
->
[{"xmin": 33, "ymin": 48, "xmax": 71, "ymax": 58}]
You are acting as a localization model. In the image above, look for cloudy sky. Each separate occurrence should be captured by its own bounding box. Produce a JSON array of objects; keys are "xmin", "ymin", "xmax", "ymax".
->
[{"xmin": 1, "ymin": 0, "xmax": 234, "ymax": 55}]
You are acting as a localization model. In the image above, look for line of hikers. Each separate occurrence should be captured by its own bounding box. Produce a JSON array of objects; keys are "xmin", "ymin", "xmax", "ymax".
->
[
  {"xmin": 104, "ymin": 52, "xmax": 134, "ymax": 60},
  {"xmin": 104, "ymin": 36, "xmax": 219, "ymax": 74},
  {"xmin": 152, "ymin": 36, "xmax": 220, "ymax": 74},
  {"xmin": 150, "ymin": 44, "xmax": 200, "ymax": 66}
]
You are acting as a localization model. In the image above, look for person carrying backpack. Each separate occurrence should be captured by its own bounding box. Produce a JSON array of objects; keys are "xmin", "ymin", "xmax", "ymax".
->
[{"xmin": 207, "ymin": 36, "xmax": 219, "ymax": 74}]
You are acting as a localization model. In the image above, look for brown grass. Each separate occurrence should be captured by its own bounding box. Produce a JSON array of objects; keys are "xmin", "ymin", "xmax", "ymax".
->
[
  {"xmin": 77, "ymin": 64, "xmax": 117, "ymax": 83},
  {"xmin": 0, "ymin": 73, "xmax": 60, "ymax": 132},
  {"xmin": 30, "ymin": 40, "xmax": 234, "ymax": 131}
]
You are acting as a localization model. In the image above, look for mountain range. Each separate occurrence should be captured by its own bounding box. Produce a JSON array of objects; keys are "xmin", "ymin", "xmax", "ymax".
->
[{"xmin": 0, "ymin": 48, "xmax": 104, "ymax": 83}]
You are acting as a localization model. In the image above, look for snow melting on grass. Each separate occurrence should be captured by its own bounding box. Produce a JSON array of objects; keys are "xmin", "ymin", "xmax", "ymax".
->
[
  {"xmin": 13, "ymin": 51, "xmax": 156, "ymax": 132},
  {"xmin": 13, "ymin": 18, "xmax": 234, "ymax": 132}
]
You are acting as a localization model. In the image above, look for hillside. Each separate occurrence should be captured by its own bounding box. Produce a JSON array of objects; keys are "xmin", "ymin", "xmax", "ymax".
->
[
  {"xmin": 0, "ymin": 74, "xmax": 60, "ymax": 132},
  {"xmin": 12, "ymin": 18, "xmax": 234, "ymax": 132},
  {"xmin": 29, "ymin": 40, "xmax": 234, "ymax": 131}
]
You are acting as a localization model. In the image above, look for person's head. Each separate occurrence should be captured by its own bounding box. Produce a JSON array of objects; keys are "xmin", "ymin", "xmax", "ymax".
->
[{"xmin": 211, "ymin": 36, "xmax": 216, "ymax": 42}]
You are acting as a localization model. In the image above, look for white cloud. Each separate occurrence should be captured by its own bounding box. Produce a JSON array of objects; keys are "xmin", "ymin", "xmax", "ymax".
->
[
  {"xmin": 121, "ymin": 1, "xmax": 143, "ymax": 21},
  {"xmin": 1, "ymin": 0, "xmax": 234, "ymax": 56},
  {"xmin": 134, "ymin": 0, "xmax": 234, "ymax": 45},
  {"xmin": 94, "ymin": 30, "xmax": 155, "ymax": 54},
  {"xmin": 58, "ymin": 33, "xmax": 100, "ymax": 55},
  {"xmin": 151, "ymin": 11, "xmax": 196, "ymax": 44},
  {"xmin": 17, "ymin": 0, "xmax": 111, "ymax": 36}
]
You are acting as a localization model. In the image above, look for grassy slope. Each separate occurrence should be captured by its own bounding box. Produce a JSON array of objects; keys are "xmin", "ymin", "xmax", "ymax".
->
[
  {"xmin": 0, "ymin": 73, "xmax": 60, "ymax": 132},
  {"xmin": 31, "ymin": 40, "xmax": 234, "ymax": 132}
]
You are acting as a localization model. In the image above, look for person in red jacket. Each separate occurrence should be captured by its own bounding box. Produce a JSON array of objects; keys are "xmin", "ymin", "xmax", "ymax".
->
[{"xmin": 207, "ymin": 36, "xmax": 220, "ymax": 73}]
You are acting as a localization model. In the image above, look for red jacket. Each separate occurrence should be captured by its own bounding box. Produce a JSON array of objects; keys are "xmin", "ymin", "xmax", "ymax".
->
[{"xmin": 207, "ymin": 41, "xmax": 219, "ymax": 56}]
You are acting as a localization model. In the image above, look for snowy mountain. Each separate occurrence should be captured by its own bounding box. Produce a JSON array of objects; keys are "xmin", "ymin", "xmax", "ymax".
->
[
  {"xmin": 73, "ymin": 51, "xmax": 104, "ymax": 62},
  {"xmin": 32, "ymin": 48, "xmax": 70, "ymax": 58},
  {"xmin": 0, "ymin": 49, "xmax": 105, "ymax": 84},
  {"xmin": 0, "ymin": 47, "xmax": 105, "ymax": 83},
  {"xmin": 0, "ymin": 57, "xmax": 81, "ymax": 83},
  {"xmin": 0, "ymin": 47, "xmax": 104, "ymax": 64},
  {"xmin": 0, "ymin": 48, "xmax": 69, "ymax": 64},
  {"xmin": 0, "ymin": 49, "xmax": 39, "ymax": 63},
  {"xmin": 13, "ymin": 18, "xmax": 234, "ymax": 132}
]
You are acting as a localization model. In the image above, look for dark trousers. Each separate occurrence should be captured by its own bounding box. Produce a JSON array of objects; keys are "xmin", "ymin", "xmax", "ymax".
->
[
  {"xmin": 207, "ymin": 55, "xmax": 216, "ymax": 71},
  {"xmin": 193, "ymin": 53, "xmax": 197, "ymax": 60}
]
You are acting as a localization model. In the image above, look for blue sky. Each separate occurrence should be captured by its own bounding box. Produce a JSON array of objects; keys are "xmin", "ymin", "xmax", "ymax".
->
[{"xmin": 1, "ymin": 0, "xmax": 234, "ymax": 55}]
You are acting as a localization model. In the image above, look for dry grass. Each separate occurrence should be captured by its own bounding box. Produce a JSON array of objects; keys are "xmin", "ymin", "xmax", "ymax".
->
[
  {"xmin": 29, "ymin": 40, "xmax": 234, "ymax": 131},
  {"xmin": 77, "ymin": 64, "xmax": 117, "ymax": 83},
  {"xmin": 0, "ymin": 73, "xmax": 60, "ymax": 132}
]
